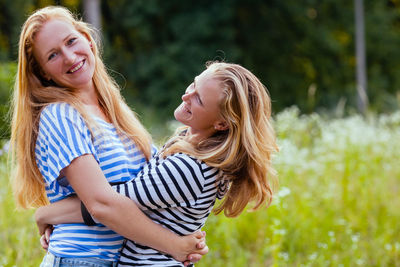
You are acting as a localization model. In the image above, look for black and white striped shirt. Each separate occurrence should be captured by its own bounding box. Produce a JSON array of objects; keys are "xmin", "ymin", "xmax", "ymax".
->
[{"xmin": 113, "ymin": 152, "xmax": 228, "ymax": 266}]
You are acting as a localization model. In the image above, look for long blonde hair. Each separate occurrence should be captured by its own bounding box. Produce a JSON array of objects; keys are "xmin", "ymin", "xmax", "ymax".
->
[
  {"xmin": 10, "ymin": 6, "xmax": 152, "ymax": 209},
  {"xmin": 164, "ymin": 62, "xmax": 278, "ymax": 217}
]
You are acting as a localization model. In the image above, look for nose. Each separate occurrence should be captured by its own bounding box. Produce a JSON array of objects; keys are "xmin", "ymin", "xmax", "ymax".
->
[
  {"xmin": 62, "ymin": 48, "xmax": 76, "ymax": 64},
  {"xmin": 182, "ymin": 89, "xmax": 196, "ymax": 102},
  {"xmin": 182, "ymin": 85, "xmax": 193, "ymax": 101},
  {"xmin": 182, "ymin": 92, "xmax": 190, "ymax": 102}
]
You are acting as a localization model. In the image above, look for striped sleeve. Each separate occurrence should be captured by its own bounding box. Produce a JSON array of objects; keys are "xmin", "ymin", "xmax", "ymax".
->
[
  {"xmin": 114, "ymin": 154, "xmax": 205, "ymax": 210},
  {"xmin": 35, "ymin": 103, "xmax": 95, "ymax": 193}
]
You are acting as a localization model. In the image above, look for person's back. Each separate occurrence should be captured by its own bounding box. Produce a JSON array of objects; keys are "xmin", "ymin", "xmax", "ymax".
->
[{"xmin": 113, "ymin": 153, "xmax": 228, "ymax": 265}]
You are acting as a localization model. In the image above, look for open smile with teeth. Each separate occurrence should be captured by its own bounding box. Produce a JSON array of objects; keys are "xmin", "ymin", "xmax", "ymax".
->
[
  {"xmin": 183, "ymin": 104, "xmax": 191, "ymax": 114},
  {"xmin": 68, "ymin": 60, "xmax": 85, "ymax": 74}
]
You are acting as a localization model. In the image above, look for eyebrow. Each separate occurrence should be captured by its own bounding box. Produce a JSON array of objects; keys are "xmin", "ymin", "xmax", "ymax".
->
[
  {"xmin": 193, "ymin": 77, "xmax": 204, "ymax": 105},
  {"xmin": 44, "ymin": 33, "xmax": 74, "ymax": 57}
]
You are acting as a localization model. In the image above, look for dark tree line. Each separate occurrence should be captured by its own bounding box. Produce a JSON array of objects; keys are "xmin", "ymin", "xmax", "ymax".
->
[{"xmin": 1, "ymin": 0, "xmax": 400, "ymax": 132}]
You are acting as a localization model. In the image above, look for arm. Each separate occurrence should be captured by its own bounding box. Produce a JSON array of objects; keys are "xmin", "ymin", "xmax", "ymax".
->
[
  {"xmin": 62, "ymin": 154, "xmax": 205, "ymax": 261},
  {"xmin": 35, "ymin": 195, "xmax": 82, "ymax": 235},
  {"xmin": 35, "ymin": 195, "xmax": 207, "ymax": 264},
  {"xmin": 113, "ymin": 154, "xmax": 204, "ymax": 212}
]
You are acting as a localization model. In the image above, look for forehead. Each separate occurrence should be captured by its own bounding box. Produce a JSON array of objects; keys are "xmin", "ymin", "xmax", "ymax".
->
[
  {"xmin": 33, "ymin": 19, "xmax": 79, "ymax": 53},
  {"xmin": 196, "ymin": 69, "xmax": 223, "ymax": 103},
  {"xmin": 35, "ymin": 19, "xmax": 77, "ymax": 42}
]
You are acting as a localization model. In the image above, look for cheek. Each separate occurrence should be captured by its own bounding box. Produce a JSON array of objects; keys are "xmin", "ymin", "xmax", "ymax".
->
[{"xmin": 42, "ymin": 63, "xmax": 59, "ymax": 78}]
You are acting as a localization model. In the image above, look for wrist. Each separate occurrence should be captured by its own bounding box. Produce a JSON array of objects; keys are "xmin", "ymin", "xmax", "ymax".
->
[
  {"xmin": 34, "ymin": 207, "xmax": 47, "ymax": 235},
  {"xmin": 164, "ymin": 234, "xmax": 185, "ymax": 256}
]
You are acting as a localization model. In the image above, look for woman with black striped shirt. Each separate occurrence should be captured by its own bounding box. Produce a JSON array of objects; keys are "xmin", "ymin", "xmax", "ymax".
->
[{"xmin": 35, "ymin": 62, "xmax": 278, "ymax": 266}]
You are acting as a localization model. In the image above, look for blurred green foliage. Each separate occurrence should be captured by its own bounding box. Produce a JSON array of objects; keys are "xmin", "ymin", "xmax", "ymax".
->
[
  {"xmin": 1, "ymin": 0, "xmax": 400, "ymax": 130},
  {"xmin": 0, "ymin": 62, "xmax": 16, "ymax": 139},
  {"xmin": 100, "ymin": 0, "xmax": 400, "ymax": 119}
]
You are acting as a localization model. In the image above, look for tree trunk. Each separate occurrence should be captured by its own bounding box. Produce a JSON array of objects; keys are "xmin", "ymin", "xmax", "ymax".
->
[
  {"xmin": 355, "ymin": 0, "xmax": 368, "ymax": 114},
  {"xmin": 83, "ymin": 0, "xmax": 101, "ymax": 31}
]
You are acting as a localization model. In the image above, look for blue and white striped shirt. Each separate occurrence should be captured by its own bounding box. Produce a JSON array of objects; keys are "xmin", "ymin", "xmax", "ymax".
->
[{"xmin": 35, "ymin": 102, "xmax": 152, "ymax": 261}]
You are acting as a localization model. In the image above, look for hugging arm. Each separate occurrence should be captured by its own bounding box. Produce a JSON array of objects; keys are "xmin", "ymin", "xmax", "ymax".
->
[
  {"xmin": 112, "ymin": 154, "xmax": 204, "ymax": 212},
  {"xmin": 35, "ymin": 154, "xmax": 206, "ymax": 262}
]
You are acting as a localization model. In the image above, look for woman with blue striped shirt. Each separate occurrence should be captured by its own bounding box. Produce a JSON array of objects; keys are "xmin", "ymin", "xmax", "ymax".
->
[
  {"xmin": 35, "ymin": 61, "xmax": 279, "ymax": 266},
  {"xmin": 10, "ymin": 6, "xmax": 207, "ymax": 267}
]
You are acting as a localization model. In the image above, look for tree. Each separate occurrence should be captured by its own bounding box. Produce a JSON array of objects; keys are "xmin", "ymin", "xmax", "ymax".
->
[
  {"xmin": 83, "ymin": 0, "xmax": 101, "ymax": 31},
  {"xmin": 355, "ymin": 0, "xmax": 368, "ymax": 114}
]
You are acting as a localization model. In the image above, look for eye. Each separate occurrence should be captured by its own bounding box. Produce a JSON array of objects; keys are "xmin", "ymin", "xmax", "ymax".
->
[
  {"xmin": 196, "ymin": 94, "xmax": 203, "ymax": 105},
  {"xmin": 48, "ymin": 52, "xmax": 58, "ymax": 61},
  {"xmin": 185, "ymin": 83, "xmax": 194, "ymax": 94},
  {"xmin": 67, "ymin": 37, "xmax": 77, "ymax": 45}
]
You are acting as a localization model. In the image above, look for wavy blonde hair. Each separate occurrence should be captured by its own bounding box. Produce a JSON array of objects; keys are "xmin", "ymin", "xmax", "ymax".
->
[
  {"xmin": 10, "ymin": 6, "xmax": 152, "ymax": 209},
  {"xmin": 163, "ymin": 62, "xmax": 278, "ymax": 217}
]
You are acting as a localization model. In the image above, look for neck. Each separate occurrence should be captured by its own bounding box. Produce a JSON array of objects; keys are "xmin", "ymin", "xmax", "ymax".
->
[
  {"xmin": 78, "ymin": 80, "xmax": 98, "ymax": 106},
  {"xmin": 186, "ymin": 128, "xmax": 214, "ymax": 143}
]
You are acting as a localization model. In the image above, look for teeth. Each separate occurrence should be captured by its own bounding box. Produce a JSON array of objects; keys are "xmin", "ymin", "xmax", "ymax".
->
[
  {"xmin": 184, "ymin": 105, "xmax": 191, "ymax": 113},
  {"xmin": 69, "ymin": 61, "xmax": 84, "ymax": 73}
]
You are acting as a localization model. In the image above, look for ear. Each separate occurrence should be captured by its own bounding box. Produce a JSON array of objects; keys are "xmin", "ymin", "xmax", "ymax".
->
[
  {"xmin": 214, "ymin": 120, "xmax": 228, "ymax": 131},
  {"xmin": 82, "ymin": 32, "xmax": 93, "ymax": 47}
]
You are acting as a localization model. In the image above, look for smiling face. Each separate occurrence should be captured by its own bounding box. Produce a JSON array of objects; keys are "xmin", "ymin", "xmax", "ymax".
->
[
  {"xmin": 174, "ymin": 68, "xmax": 228, "ymax": 140},
  {"xmin": 32, "ymin": 19, "xmax": 95, "ymax": 91}
]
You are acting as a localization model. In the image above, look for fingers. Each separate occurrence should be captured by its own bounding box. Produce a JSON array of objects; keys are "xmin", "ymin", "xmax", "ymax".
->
[
  {"xmin": 193, "ymin": 230, "xmax": 206, "ymax": 239},
  {"xmin": 183, "ymin": 260, "xmax": 192, "ymax": 266},
  {"xmin": 187, "ymin": 253, "xmax": 202, "ymax": 263},
  {"xmin": 186, "ymin": 244, "xmax": 209, "ymax": 261},
  {"xmin": 196, "ymin": 231, "xmax": 206, "ymax": 249},
  {"xmin": 196, "ymin": 240, "xmax": 206, "ymax": 249},
  {"xmin": 44, "ymin": 226, "xmax": 52, "ymax": 242},
  {"xmin": 39, "ymin": 226, "xmax": 53, "ymax": 251},
  {"xmin": 193, "ymin": 230, "xmax": 202, "ymax": 239},
  {"xmin": 39, "ymin": 235, "xmax": 49, "ymax": 250},
  {"xmin": 38, "ymin": 223, "xmax": 51, "ymax": 235},
  {"xmin": 197, "ymin": 245, "xmax": 209, "ymax": 256}
]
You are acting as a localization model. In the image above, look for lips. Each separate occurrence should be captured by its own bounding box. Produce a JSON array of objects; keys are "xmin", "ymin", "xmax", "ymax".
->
[
  {"xmin": 183, "ymin": 103, "xmax": 191, "ymax": 114},
  {"xmin": 67, "ymin": 59, "xmax": 85, "ymax": 74}
]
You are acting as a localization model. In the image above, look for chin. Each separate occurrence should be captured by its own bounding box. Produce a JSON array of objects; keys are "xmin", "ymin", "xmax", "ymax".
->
[{"xmin": 174, "ymin": 113, "xmax": 186, "ymax": 125}]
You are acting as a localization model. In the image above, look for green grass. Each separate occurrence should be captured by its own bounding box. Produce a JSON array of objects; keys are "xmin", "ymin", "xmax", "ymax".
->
[
  {"xmin": 1, "ymin": 107, "xmax": 400, "ymax": 266},
  {"xmin": 0, "ymin": 148, "xmax": 44, "ymax": 266}
]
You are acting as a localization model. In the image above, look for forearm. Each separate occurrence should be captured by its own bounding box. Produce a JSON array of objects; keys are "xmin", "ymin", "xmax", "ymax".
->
[
  {"xmin": 35, "ymin": 196, "xmax": 83, "ymax": 234},
  {"xmin": 65, "ymin": 155, "xmax": 201, "ymax": 260},
  {"xmin": 89, "ymin": 191, "xmax": 181, "ymax": 255},
  {"xmin": 34, "ymin": 191, "xmax": 182, "ymax": 254}
]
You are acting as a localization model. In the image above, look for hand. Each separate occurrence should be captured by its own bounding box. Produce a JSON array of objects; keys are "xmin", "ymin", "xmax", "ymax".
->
[
  {"xmin": 169, "ymin": 230, "xmax": 208, "ymax": 263},
  {"xmin": 35, "ymin": 206, "xmax": 51, "ymax": 235},
  {"xmin": 35, "ymin": 207, "xmax": 53, "ymax": 236},
  {"xmin": 39, "ymin": 226, "xmax": 53, "ymax": 250},
  {"xmin": 183, "ymin": 231, "xmax": 208, "ymax": 266}
]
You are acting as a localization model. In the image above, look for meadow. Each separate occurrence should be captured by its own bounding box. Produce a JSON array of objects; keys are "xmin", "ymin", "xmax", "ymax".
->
[{"xmin": 1, "ymin": 107, "xmax": 399, "ymax": 266}]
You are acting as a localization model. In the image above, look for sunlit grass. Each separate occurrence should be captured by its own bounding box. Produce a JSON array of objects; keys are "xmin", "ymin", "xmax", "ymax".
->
[
  {"xmin": 1, "ymin": 107, "xmax": 399, "ymax": 266},
  {"xmin": 0, "ymin": 149, "xmax": 44, "ymax": 267},
  {"xmin": 198, "ymin": 107, "xmax": 400, "ymax": 267}
]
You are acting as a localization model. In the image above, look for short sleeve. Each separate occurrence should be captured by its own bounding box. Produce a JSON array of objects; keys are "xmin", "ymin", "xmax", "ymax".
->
[{"xmin": 35, "ymin": 103, "xmax": 96, "ymax": 195}]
